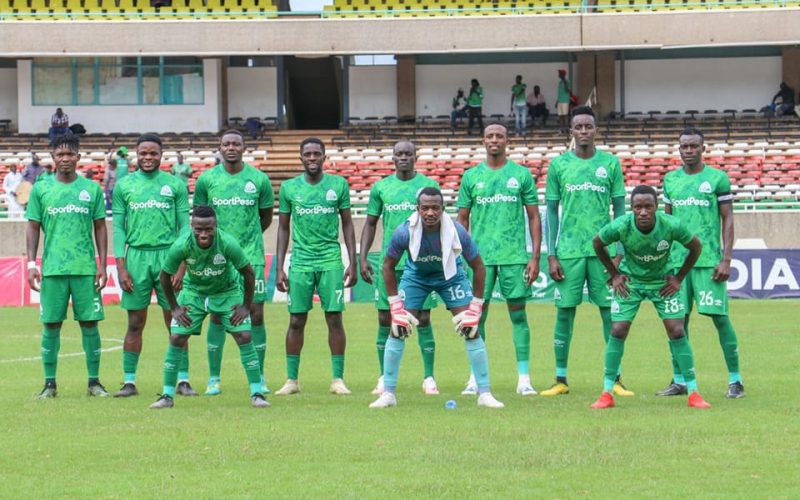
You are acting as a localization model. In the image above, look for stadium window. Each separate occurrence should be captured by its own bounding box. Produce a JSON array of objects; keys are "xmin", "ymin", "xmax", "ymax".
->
[
  {"xmin": 31, "ymin": 57, "xmax": 204, "ymax": 106},
  {"xmin": 352, "ymin": 55, "xmax": 396, "ymax": 66}
]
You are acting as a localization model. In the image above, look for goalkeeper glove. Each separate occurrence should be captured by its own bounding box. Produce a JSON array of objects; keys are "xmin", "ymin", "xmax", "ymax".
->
[
  {"xmin": 389, "ymin": 295, "xmax": 418, "ymax": 339},
  {"xmin": 452, "ymin": 297, "xmax": 484, "ymax": 339}
]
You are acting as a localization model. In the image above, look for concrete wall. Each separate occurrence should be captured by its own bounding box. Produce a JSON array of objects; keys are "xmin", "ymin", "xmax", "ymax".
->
[
  {"xmin": 618, "ymin": 56, "xmax": 781, "ymax": 113},
  {"xmin": 16, "ymin": 59, "xmax": 223, "ymax": 134},
  {"xmin": 0, "ymin": 68, "xmax": 18, "ymax": 130},
  {"xmin": 349, "ymin": 66, "xmax": 397, "ymax": 118},
  {"xmin": 3, "ymin": 212, "xmax": 797, "ymax": 258},
  {"xmin": 227, "ymin": 66, "xmax": 278, "ymax": 120}
]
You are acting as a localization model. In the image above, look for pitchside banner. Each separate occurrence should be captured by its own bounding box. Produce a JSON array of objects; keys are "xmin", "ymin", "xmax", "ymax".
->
[{"xmin": 1, "ymin": 250, "xmax": 798, "ymax": 307}]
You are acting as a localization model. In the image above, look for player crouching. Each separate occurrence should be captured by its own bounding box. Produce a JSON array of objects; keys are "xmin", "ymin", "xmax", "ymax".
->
[
  {"xmin": 369, "ymin": 187, "xmax": 503, "ymax": 409},
  {"xmin": 149, "ymin": 206, "xmax": 269, "ymax": 409}
]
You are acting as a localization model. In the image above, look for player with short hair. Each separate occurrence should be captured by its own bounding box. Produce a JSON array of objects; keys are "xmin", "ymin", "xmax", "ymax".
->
[
  {"xmin": 359, "ymin": 140, "xmax": 441, "ymax": 395},
  {"xmin": 193, "ymin": 129, "xmax": 274, "ymax": 396},
  {"xmin": 457, "ymin": 121, "xmax": 542, "ymax": 396},
  {"xmin": 149, "ymin": 205, "xmax": 268, "ymax": 409},
  {"xmin": 541, "ymin": 105, "xmax": 633, "ymax": 397},
  {"xmin": 591, "ymin": 185, "xmax": 710, "ymax": 409},
  {"xmin": 26, "ymin": 134, "xmax": 110, "ymax": 398},
  {"xmin": 111, "ymin": 133, "xmax": 195, "ymax": 398},
  {"xmin": 659, "ymin": 128, "xmax": 744, "ymax": 399},
  {"xmin": 369, "ymin": 187, "xmax": 504, "ymax": 409},
  {"xmin": 274, "ymin": 137, "xmax": 357, "ymax": 396}
]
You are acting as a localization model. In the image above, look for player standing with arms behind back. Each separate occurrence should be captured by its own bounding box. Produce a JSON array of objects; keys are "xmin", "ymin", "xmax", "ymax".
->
[
  {"xmin": 360, "ymin": 140, "xmax": 441, "ymax": 395},
  {"xmin": 659, "ymin": 128, "xmax": 744, "ymax": 399},
  {"xmin": 541, "ymin": 106, "xmax": 633, "ymax": 397},
  {"xmin": 26, "ymin": 135, "xmax": 109, "ymax": 398},
  {"xmin": 274, "ymin": 138, "xmax": 357, "ymax": 396},
  {"xmin": 457, "ymin": 122, "xmax": 541, "ymax": 396},
  {"xmin": 193, "ymin": 130, "xmax": 273, "ymax": 396}
]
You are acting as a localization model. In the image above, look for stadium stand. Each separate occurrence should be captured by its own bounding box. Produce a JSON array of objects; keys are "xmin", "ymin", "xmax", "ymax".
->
[{"xmin": 0, "ymin": 0, "xmax": 279, "ymax": 20}]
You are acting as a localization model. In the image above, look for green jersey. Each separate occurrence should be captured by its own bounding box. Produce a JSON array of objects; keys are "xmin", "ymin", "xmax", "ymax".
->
[
  {"xmin": 546, "ymin": 150, "xmax": 626, "ymax": 259},
  {"xmin": 457, "ymin": 160, "xmax": 537, "ymax": 265},
  {"xmin": 278, "ymin": 173, "xmax": 351, "ymax": 272},
  {"xmin": 193, "ymin": 163, "xmax": 273, "ymax": 266},
  {"xmin": 467, "ymin": 86, "xmax": 483, "ymax": 107},
  {"xmin": 111, "ymin": 170, "xmax": 189, "ymax": 257},
  {"xmin": 557, "ymin": 78, "xmax": 571, "ymax": 103},
  {"xmin": 512, "ymin": 83, "xmax": 527, "ymax": 105},
  {"xmin": 663, "ymin": 164, "xmax": 732, "ymax": 269},
  {"xmin": 25, "ymin": 176, "xmax": 105, "ymax": 276},
  {"xmin": 163, "ymin": 229, "xmax": 248, "ymax": 296},
  {"xmin": 367, "ymin": 173, "xmax": 439, "ymax": 269},
  {"xmin": 171, "ymin": 163, "xmax": 193, "ymax": 184},
  {"xmin": 599, "ymin": 212, "xmax": 693, "ymax": 290},
  {"xmin": 116, "ymin": 157, "xmax": 130, "ymax": 180}
]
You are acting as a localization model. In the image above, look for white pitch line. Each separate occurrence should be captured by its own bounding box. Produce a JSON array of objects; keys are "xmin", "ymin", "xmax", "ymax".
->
[{"xmin": 0, "ymin": 338, "xmax": 124, "ymax": 364}]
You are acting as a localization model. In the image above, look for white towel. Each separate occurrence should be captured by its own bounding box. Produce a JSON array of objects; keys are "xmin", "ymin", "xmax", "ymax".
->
[{"xmin": 407, "ymin": 212, "xmax": 462, "ymax": 280}]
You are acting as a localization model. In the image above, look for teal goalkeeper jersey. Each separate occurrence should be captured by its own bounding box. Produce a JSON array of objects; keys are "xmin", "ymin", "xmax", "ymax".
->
[
  {"xmin": 193, "ymin": 163, "xmax": 273, "ymax": 266},
  {"xmin": 111, "ymin": 169, "xmax": 189, "ymax": 257},
  {"xmin": 599, "ymin": 212, "xmax": 694, "ymax": 290},
  {"xmin": 366, "ymin": 173, "xmax": 439, "ymax": 269},
  {"xmin": 546, "ymin": 150, "xmax": 626, "ymax": 259},
  {"xmin": 663, "ymin": 164, "xmax": 732, "ymax": 269},
  {"xmin": 26, "ymin": 176, "xmax": 105, "ymax": 276},
  {"xmin": 163, "ymin": 229, "xmax": 249, "ymax": 296},
  {"xmin": 457, "ymin": 160, "xmax": 538, "ymax": 266},
  {"xmin": 278, "ymin": 173, "xmax": 351, "ymax": 272}
]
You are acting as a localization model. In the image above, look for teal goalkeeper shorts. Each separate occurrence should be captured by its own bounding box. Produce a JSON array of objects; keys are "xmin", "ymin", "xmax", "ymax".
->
[
  {"xmin": 121, "ymin": 246, "xmax": 170, "ymax": 311},
  {"xmin": 39, "ymin": 275, "xmax": 104, "ymax": 323},
  {"xmin": 610, "ymin": 286, "xmax": 687, "ymax": 322},
  {"xmin": 399, "ymin": 269, "xmax": 473, "ymax": 311},
  {"xmin": 170, "ymin": 289, "xmax": 251, "ymax": 335},
  {"xmin": 679, "ymin": 267, "xmax": 729, "ymax": 316},
  {"xmin": 375, "ymin": 268, "xmax": 438, "ymax": 311}
]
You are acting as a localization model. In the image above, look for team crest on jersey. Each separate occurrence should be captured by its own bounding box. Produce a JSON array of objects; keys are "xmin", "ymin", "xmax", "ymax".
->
[
  {"xmin": 595, "ymin": 166, "xmax": 608, "ymax": 179},
  {"xmin": 698, "ymin": 181, "xmax": 712, "ymax": 194},
  {"xmin": 326, "ymin": 189, "xmax": 338, "ymax": 202},
  {"xmin": 244, "ymin": 181, "xmax": 257, "ymax": 194},
  {"xmin": 213, "ymin": 253, "xmax": 226, "ymax": 265},
  {"xmin": 160, "ymin": 185, "xmax": 174, "ymax": 197},
  {"xmin": 506, "ymin": 177, "xmax": 520, "ymax": 190},
  {"xmin": 186, "ymin": 258, "xmax": 196, "ymax": 265},
  {"xmin": 475, "ymin": 182, "xmax": 485, "ymax": 190},
  {"xmin": 553, "ymin": 288, "xmax": 561, "ymax": 300},
  {"xmin": 611, "ymin": 300, "xmax": 620, "ymax": 313},
  {"xmin": 657, "ymin": 240, "xmax": 670, "ymax": 251},
  {"xmin": 79, "ymin": 190, "xmax": 91, "ymax": 202}
]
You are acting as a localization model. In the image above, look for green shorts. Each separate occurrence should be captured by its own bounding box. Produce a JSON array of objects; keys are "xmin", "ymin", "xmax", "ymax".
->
[
  {"xmin": 40, "ymin": 275, "xmax": 104, "ymax": 323},
  {"xmin": 554, "ymin": 257, "xmax": 613, "ymax": 308},
  {"xmin": 237, "ymin": 264, "xmax": 266, "ymax": 303},
  {"xmin": 170, "ymin": 289, "xmax": 251, "ymax": 335},
  {"xmin": 610, "ymin": 287, "xmax": 687, "ymax": 322},
  {"xmin": 121, "ymin": 246, "xmax": 169, "ymax": 311},
  {"xmin": 484, "ymin": 264, "xmax": 531, "ymax": 304},
  {"xmin": 680, "ymin": 267, "xmax": 729, "ymax": 316},
  {"xmin": 375, "ymin": 268, "xmax": 438, "ymax": 310},
  {"xmin": 287, "ymin": 267, "xmax": 345, "ymax": 314}
]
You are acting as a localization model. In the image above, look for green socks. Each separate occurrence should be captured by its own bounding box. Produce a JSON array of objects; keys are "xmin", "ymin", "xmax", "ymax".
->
[
  {"xmin": 206, "ymin": 321, "xmax": 226, "ymax": 379},
  {"xmin": 670, "ymin": 335, "xmax": 698, "ymax": 392},
  {"xmin": 286, "ymin": 354, "xmax": 300, "ymax": 380},
  {"xmin": 332, "ymin": 354, "xmax": 345, "ymax": 379},
  {"xmin": 376, "ymin": 325, "xmax": 390, "ymax": 374},
  {"xmin": 177, "ymin": 346, "xmax": 190, "ymax": 381},
  {"xmin": 123, "ymin": 350, "xmax": 140, "ymax": 383},
  {"xmin": 553, "ymin": 307, "xmax": 576, "ymax": 380},
  {"xmin": 603, "ymin": 336, "xmax": 626, "ymax": 392},
  {"xmin": 477, "ymin": 305, "xmax": 489, "ymax": 341},
  {"xmin": 161, "ymin": 344, "xmax": 184, "ymax": 397},
  {"xmin": 238, "ymin": 341, "xmax": 262, "ymax": 396},
  {"xmin": 599, "ymin": 307, "xmax": 612, "ymax": 344},
  {"xmin": 251, "ymin": 323, "xmax": 267, "ymax": 373},
  {"xmin": 509, "ymin": 307, "xmax": 530, "ymax": 369},
  {"xmin": 41, "ymin": 326, "xmax": 61, "ymax": 381},
  {"xmin": 417, "ymin": 325, "xmax": 435, "ymax": 379},
  {"xmin": 712, "ymin": 315, "xmax": 742, "ymax": 382},
  {"xmin": 80, "ymin": 325, "xmax": 101, "ymax": 380}
]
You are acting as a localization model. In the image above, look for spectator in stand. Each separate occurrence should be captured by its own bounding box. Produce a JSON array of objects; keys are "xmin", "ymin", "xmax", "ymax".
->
[
  {"xmin": 22, "ymin": 153, "xmax": 45, "ymax": 184},
  {"xmin": 556, "ymin": 69, "xmax": 572, "ymax": 134},
  {"xmin": 527, "ymin": 85, "xmax": 549, "ymax": 128},
  {"xmin": 772, "ymin": 82, "xmax": 796, "ymax": 117},
  {"xmin": 115, "ymin": 147, "xmax": 131, "ymax": 180},
  {"xmin": 103, "ymin": 158, "xmax": 117, "ymax": 211},
  {"xmin": 2, "ymin": 164, "xmax": 23, "ymax": 218},
  {"xmin": 171, "ymin": 153, "xmax": 193, "ymax": 185},
  {"xmin": 450, "ymin": 88, "xmax": 468, "ymax": 129},
  {"xmin": 510, "ymin": 75, "xmax": 528, "ymax": 136},
  {"xmin": 466, "ymin": 79, "xmax": 485, "ymax": 135},
  {"xmin": 48, "ymin": 108, "xmax": 71, "ymax": 144}
]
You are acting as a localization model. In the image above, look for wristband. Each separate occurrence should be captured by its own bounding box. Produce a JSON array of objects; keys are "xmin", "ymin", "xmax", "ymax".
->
[{"xmin": 27, "ymin": 261, "xmax": 38, "ymax": 271}]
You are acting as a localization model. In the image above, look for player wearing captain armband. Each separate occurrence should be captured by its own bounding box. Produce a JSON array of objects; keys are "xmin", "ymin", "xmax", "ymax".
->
[{"xmin": 368, "ymin": 187, "xmax": 504, "ymax": 409}]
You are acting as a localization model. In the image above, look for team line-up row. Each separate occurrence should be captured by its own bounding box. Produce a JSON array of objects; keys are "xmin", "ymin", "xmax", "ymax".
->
[{"xmin": 25, "ymin": 106, "xmax": 743, "ymax": 410}]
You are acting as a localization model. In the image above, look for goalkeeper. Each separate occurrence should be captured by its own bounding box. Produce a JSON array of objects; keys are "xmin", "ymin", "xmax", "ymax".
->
[{"xmin": 368, "ymin": 187, "xmax": 504, "ymax": 409}]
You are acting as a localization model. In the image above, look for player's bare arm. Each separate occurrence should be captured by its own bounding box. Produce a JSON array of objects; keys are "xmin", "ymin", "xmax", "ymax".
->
[
  {"xmin": 713, "ymin": 203, "xmax": 734, "ymax": 282},
  {"xmin": 93, "ymin": 218, "xmax": 108, "ymax": 291},
  {"xmin": 358, "ymin": 214, "xmax": 380, "ymax": 284},
  {"xmin": 524, "ymin": 204, "xmax": 542, "ymax": 286},
  {"xmin": 259, "ymin": 206, "xmax": 273, "ymax": 232},
  {"xmin": 661, "ymin": 236, "xmax": 702, "ymax": 298},
  {"xmin": 456, "ymin": 207, "xmax": 470, "ymax": 231},
  {"xmin": 340, "ymin": 207, "xmax": 357, "ymax": 288},
  {"xmin": 232, "ymin": 264, "xmax": 255, "ymax": 326},
  {"xmin": 26, "ymin": 220, "xmax": 42, "ymax": 292},
  {"xmin": 545, "ymin": 199, "xmax": 565, "ymax": 281},
  {"xmin": 160, "ymin": 269, "xmax": 191, "ymax": 327},
  {"xmin": 465, "ymin": 254, "xmax": 486, "ymax": 302},
  {"xmin": 381, "ymin": 253, "xmax": 400, "ymax": 297},
  {"xmin": 593, "ymin": 235, "xmax": 629, "ymax": 298},
  {"xmin": 275, "ymin": 212, "xmax": 291, "ymax": 293},
  {"xmin": 611, "ymin": 195, "xmax": 626, "ymax": 267}
]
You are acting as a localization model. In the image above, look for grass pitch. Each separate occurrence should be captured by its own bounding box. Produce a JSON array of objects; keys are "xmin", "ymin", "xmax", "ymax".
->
[{"xmin": 1, "ymin": 301, "xmax": 798, "ymax": 498}]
